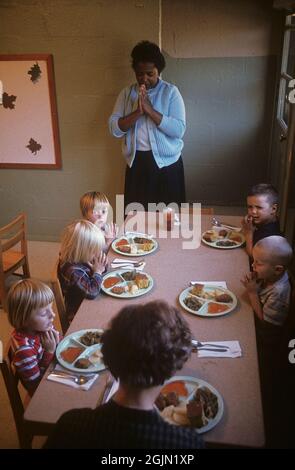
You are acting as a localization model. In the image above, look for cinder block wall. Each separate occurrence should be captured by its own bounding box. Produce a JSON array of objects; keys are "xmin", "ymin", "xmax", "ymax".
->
[
  {"xmin": 0, "ymin": 0, "xmax": 283, "ymax": 239},
  {"xmin": 162, "ymin": 0, "xmax": 283, "ymax": 205},
  {"xmin": 0, "ymin": 0, "xmax": 159, "ymax": 240}
]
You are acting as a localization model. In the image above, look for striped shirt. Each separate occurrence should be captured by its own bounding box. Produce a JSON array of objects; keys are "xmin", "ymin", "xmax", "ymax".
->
[{"xmin": 10, "ymin": 330, "xmax": 54, "ymax": 394}]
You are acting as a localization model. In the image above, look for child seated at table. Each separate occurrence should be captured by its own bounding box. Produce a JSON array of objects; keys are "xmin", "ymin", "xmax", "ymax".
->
[
  {"xmin": 241, "ymin": 235, "xmax": 292, "ymax": 329},
  {"xmin": 241, "ymin": 183, "xmax": 282, "ymax": 257},
  {"xmin": 7, "ymin": 279, "xmax": 60, "ymax": 396},
  {"xmin": 58, "ymin": 219, "xmax": 108, "ymax": 325},
  {"xmin": 44, "ymin": 300, "xmax": 204, "ymax": 449},
  {"xmin": 80, "ymin": 191, "xmax": 118, "ymax": 250}
]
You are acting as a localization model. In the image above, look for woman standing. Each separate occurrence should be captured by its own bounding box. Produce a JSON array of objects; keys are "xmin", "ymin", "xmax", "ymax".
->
[{"xmin": 109, "ymin": 40, "xmax": 186, "ymax": 210}]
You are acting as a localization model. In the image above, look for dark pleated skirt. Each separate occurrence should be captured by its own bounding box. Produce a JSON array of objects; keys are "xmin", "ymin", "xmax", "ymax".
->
[{"xmin": 124, "ymin": 151, "xmax": 186, "ymax": 211}]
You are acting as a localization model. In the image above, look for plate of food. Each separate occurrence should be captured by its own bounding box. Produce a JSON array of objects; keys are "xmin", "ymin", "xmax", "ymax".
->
[
  {"xmin": 56, "ymin": 329, "xmax": 106, "ymax": 373},
  {"xmin": 111, "ymin": 232, "xmax": 158, "ymax": 256},
  {"xmin": 155, "ymin": 376, "xmax": 224, "ymax": 434},
  {"xmin": 101, "ymin": 269, "xmax": 153, "ymax": 298},
  {"xmin": 202, "ymin": 227, "xmax": 245, "ymax": 249},
  {"xmin": 179, "ymin": 283, "xmax": 237, "ymax": 317}
]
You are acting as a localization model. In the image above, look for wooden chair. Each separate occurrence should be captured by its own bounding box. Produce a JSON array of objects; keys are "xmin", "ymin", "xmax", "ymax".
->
[
  {"xmin": 0, "ymin": 213, "xmax": 30, "ymax": 311},
  {"xmin": 50, "ymin": 260, "xmax": 68, "ymax": 334},
  {"xmin": 0, "ymin": 348, "xmax": 33, "ymax": 448}
]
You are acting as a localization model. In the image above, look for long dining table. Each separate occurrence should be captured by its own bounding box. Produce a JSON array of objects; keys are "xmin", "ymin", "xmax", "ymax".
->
[{"xmin": 24, "ymin": 212, "xmax": 265, "ymax": 448}]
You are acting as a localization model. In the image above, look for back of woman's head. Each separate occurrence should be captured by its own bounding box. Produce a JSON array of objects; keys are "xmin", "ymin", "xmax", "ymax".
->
[
  {"xmin": 59, "ymin": 219, "xmax": 105, "ymax": 264},
  {"xmin": 7, "ymin": 278, "xmax": 54, "ymax": 330},
  {"xmin": 131, "ymin": 40, "xmax": 166, "ymax": 73},
  {"xmin": 101, "ymin": 300, "xmax": 192, "ymax": 387}
]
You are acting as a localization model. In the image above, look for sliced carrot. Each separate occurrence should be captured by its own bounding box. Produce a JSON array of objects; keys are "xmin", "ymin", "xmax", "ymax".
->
[
  {"xmin": 116, "ymin": 238, "xmax": 129, "ymax": 246},
  {"xmin": 161, "ymin": 381, "xmax": 188, "ymax": 397},
  {"xmin": 103, "ymin": 276, "xmax": 121, "ymax": 288},
  {"xmin": 207, "ymin": 302, "xmax": 229, "ymax": 314},
  {"xmin": 60, "ymin": 347, "xmax": 84, "ymax": 363}
]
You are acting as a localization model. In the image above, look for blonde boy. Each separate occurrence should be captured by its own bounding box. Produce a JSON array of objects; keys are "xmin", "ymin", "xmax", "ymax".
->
[
  {"xmin": 242, "ymin": 184, "xmax": 282, "ymax": 257},
  {"xmin": 7, "ymin": 279, "xmax": 60, "ymax": 395},
  {"xmin": 80, "ymin": 191, "xmax": 118, "ymax": 248},
  {"xmin": 241, "ymin": 236, "xmax": 292, "ymax": 326},
  {"xmin": 58, "ymin": 219, "xmax": 108, "ymax": 324}
]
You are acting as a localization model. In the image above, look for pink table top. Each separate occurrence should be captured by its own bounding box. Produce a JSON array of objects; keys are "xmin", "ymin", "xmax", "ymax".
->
[{"xmin": 24, "ymin": 213, "xmax": 264, "ymax": 447}]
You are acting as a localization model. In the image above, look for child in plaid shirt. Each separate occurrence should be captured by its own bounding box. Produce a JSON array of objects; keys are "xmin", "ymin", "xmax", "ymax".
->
[
  {"xmin": 7, "ymin": 279, "xmax": 60, "ymax": 396},
  {"xmin": 58, "ymin": 219, "xmax": 108, "ymax": 326}
]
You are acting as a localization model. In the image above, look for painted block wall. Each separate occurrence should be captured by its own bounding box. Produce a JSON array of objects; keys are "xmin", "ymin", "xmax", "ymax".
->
[
  {"xmin": 0, "ymin": 0, "xmax": 159, "ymax": 240},
  {"xmin": 161, "ymin": 0, "xmax": 283, "ymax": 205}
]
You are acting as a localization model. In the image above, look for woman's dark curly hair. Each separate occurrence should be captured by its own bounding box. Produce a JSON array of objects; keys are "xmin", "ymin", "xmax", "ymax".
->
[
  {"xmin": 101, "ymin": 300, "xmax": 192, "ymax": 387},
  {"xmin": 131, "ymin": 40, "xmax": 166, "ymax": 73}
]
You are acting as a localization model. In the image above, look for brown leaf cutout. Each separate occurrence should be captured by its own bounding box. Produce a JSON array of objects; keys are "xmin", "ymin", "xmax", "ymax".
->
[
  {"xmin": 26, "ymin": 138, "xmax": 42, "ymax": 155},
  {"xmin": 2, "ymin": 92, "xmax": 17, "ymax": 109},
  {"xmin": 28, "ymin": 63, "xmax": 42, "ymax": 83}
]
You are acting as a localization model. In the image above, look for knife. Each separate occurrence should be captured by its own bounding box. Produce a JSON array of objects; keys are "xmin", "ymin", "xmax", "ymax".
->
[
  {"xmin": 192, "ymin": 347, "xmax": 228, "ymax": 353},
  {"xmin": 101, "ymin": 377, "xmax": 115, "ymax": 404}
]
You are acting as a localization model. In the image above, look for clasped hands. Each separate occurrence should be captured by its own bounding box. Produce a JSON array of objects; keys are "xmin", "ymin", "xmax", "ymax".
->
[
  {"xmin": 89, "ymin": 251, "xmax": 108, "ymax": 275},
  {"xmin": 241, "ymin": 215, "xmax": 255, "ymax": 235},
  {"xmin": 138, "ymin": 84, "xmax": 153, "ymax": 115},
  {"xmin": 241, "ymin": 271, "xmax": 259, "ymax": 293}
]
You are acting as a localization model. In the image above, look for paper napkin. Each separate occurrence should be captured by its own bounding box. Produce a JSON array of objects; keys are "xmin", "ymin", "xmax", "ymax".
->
[
  {"xmin": 196, "ymin": 341, "xmax": 242, "ymax": 358},
  {"xmin": 47, "ymin": 364, "xmax": 99, "ymax": 390},
  {"xmin": 190, "ymin": 281, "xmax": 228, "ymax": 289}
]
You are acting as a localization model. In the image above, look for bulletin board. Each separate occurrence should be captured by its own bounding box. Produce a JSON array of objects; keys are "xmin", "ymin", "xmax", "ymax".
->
[{"xmin": 0, "ymin": 54, "xmax": 61, "ymax": 169}]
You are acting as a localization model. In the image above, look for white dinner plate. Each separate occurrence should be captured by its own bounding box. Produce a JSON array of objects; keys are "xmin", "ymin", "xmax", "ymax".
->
[
  {"xmin": 156, "ymin": 375, "xmax": 224, "ymax": 434},
  {"xmin": 111, "ymin": 232, "xmax": 158, "ymax": 257},
  {"xmin": 179, "ymin": 284, "xmax": 237, "ymax": 317},
  {"xmin": 202, "ymin": 228, "xmax": 245, "ymax": 249},
  {"xmin": 101, "ymin": 269, "xmax": 154, "ymax": 299},
  {"xmin": 56, "ymin": 328, "xmax": 106, "ymax": 373}
]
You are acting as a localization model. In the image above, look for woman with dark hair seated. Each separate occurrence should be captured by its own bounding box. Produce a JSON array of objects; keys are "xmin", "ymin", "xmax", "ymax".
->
[
  {"xmin": 44, "ymin": 301, "xmax": 204, "ymax": 449},
  {"xmin": 109, "ymin": 40, "xmax": 186, "ymax": 210}
]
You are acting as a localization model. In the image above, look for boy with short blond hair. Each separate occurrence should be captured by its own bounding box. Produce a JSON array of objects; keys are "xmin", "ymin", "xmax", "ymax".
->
[{"xmin": 242, "ymin": 183, "xmax": 282, "ymax": 257}]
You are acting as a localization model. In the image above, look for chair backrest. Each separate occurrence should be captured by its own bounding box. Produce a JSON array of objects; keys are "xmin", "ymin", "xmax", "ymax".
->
[
  {"xmin": 0, "ymin": 213, "xmax": 30, "ymax": 310},
  {"xmin": 50, "ymin": 260, "xmax": 68, "ymax": 334},
  {"xmin": 0, "ymin": 213, "xmax": 28, "ymax": 261},
  {"xmin": 0, "ymin": 348, "xmax": 32, "ymax": 448}
]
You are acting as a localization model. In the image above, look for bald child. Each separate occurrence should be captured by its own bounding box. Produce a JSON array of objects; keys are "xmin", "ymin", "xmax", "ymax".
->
[{"xmin": 241, "ymin": 236, "xmax": 293, "ymax": 326}]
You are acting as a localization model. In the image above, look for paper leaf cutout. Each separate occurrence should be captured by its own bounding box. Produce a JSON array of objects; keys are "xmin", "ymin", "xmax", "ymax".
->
[
  {"xmin": 26, "ymin": 138, "xmax": 42, "ymax": 155},
  {"xmin": 28, "ymin": 63, "xmax": 42, "ymax": 83},
  {"xmin": 2, "ymin": 92, "xmax": 17, "ymax": 109}
]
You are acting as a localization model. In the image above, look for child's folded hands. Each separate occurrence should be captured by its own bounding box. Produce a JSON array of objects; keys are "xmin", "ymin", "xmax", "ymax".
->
[
  {"xmin": 90, "ymin": 251, "xmax": 108, "ymax": 275},
  {"xmin": 241, "ymin": 272, "xmax": 259, "ymax": 293},
  {"xmin": 241, "ymin": 215, "xmax": 255, "ymax": 233}
]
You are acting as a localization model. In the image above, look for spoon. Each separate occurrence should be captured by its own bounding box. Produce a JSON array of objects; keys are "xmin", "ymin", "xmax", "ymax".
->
[
  {"xmin": 112, "ymin": 261, "xmax": 144, "ymax": 268},
  {"xmin": 50, "ymin": 372, "xmax": 96, "ymax": 385},
  {"xmin": 212, "ymin": 217, "xmax": 240, "ymax": 230}
]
